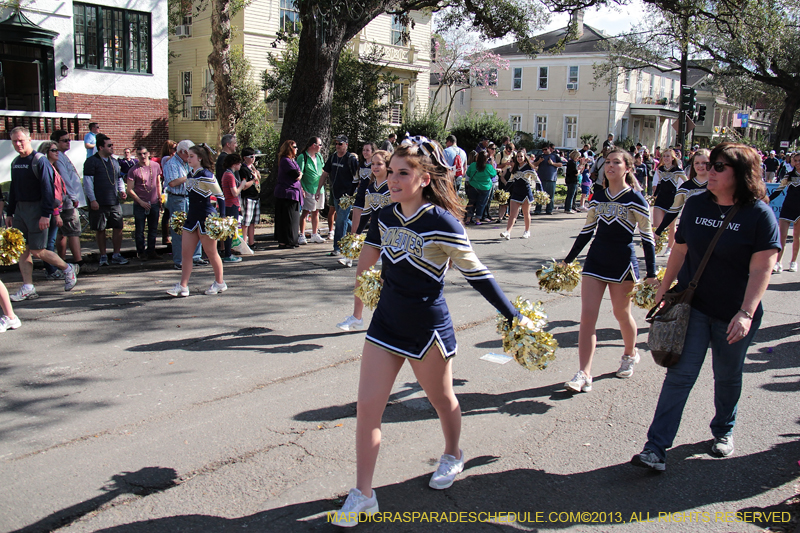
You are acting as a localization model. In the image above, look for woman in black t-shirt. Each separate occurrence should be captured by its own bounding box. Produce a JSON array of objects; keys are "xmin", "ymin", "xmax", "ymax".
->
[{"xmin": 631, "ymin": 143, "xmax": 780, "ymax": 472}]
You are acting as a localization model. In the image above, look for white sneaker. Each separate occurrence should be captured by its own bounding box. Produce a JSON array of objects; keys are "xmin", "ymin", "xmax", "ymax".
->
[
  {"xmin": 429, "ymin": 449, "xmax": 465, "ymax": 489},
  {"xmin": 64, "ymin": 264, "xmax": 78, "ymax": 291},
  {"xmin": 616, "ymin": 350, "xmax": 640, "ymax": 378},
  {"xmin": 663, "ymin": 247, "xmax": 671, "ymax": 258},
  {"xmin": 521, "ymin": 230, "xmax": 531, "ymax": 239},
  {"xmin": 167, "ymin": 283, "xmax": 189, "ymax": 297},
  {"xmin": 499, "ymin": 231, "xmax": 511, "ymax": 240},
  {"xmin": 773, "ymin": 262, "xmax": 783, "ymax": 274},
  {"xmin": 331, "ymin": 488, "xmax": 379, "ymax": 528},
  {"xmin": 338, "ymin": 256, "xmax": 351, "ymax": 267},
  {"xmin": 0, "ymin": 315, "xmax": 22, "ymax": 332},
  {"xmin": 10, "ymin": 285, "xmax": 38, "ymax": 302},
  {"xmin": 565, "ymin": 370, "xmax": 592, "ymax": 392},
  {"xmin": 789, "ymin": 262, "xmax": 798, "ymax": 272},
  {"xmin": 310, "ymin": 233, "xmax": 325, "ymax": 244},
  {"xmin": 298, "ymin": 235, "xmax": 308, "ymax": 245},
  {"xmin": 205, "ymin": 281, "xmax": 228, "ymax": 295},
  {"xmin": 337, "ymin": 315, "xmax": 363, "ymax": 331}
]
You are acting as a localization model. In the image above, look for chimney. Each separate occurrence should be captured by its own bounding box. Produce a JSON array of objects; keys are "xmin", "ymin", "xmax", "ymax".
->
[{"xmin": 572, "ymin": 9, "xmax": 584, "ymax": 40}]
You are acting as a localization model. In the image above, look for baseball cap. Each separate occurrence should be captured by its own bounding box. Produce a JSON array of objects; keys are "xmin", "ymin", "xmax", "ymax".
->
[
  {"xmin": 335, "ymin": 135, "xmax": 348, "ymax": 144},
  {"xmin": 769, "ymin": 150, "xmax": 776, "ymax": 155}
]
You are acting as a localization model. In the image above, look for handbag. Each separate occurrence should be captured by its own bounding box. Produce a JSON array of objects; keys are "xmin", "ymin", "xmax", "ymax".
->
[{"xmin": 646, "ymin": 204, "xmax": 740, "ymax": 367}]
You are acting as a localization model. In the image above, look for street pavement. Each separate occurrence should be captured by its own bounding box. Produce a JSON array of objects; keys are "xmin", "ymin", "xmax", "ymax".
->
[{"xmin": 0, "ymin": 211, "xmax": 798, "ymax": 533}]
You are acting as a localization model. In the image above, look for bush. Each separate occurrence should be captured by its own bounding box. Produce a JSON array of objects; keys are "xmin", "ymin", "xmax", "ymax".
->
[
  {"xmin": 580, "ymin": 133, "xmax": 598, "ymax": 151},
  {"xmin": 236, "ymin": 102, "xmax": 281, "ymax": 171},
  {"xmin": 449, "ymin": 112, "xmax": 514, "ymax": 153},
  {"xmin": 395, "ymin": 111, "xmax": 447, "ymax": 144},
  {"xmin": 513, "ymin": 131, "xmax": 550, "ymax": 152},
  {"xmin": 616, "ymin": 136, "xmax": 635, "ymax": 151}
]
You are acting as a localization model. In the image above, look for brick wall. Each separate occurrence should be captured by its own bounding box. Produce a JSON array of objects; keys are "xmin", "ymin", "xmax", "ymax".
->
[{"xmin": 57, "ymin": 93, "xmax": 170, "ymax": 154}]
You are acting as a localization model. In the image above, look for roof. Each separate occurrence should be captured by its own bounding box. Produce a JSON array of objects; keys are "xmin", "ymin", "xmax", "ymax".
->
[
  {"xmin": 0, "ymin": 10, "xmax": 59, "ymax": 47},
  {"xmin": 488, "ymin": 25, "xmax": 610, "ymax": 56}
]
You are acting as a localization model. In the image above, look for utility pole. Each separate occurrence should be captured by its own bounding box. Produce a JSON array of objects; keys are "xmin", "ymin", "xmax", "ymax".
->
[{"xmin": 677, "ymin": 11, "xmax": 689, "ymax": 151}]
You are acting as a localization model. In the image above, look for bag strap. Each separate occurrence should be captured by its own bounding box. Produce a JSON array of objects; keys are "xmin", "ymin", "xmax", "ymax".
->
[{"xmin": 688, "ymin": 203, "xmax": 740, "ymax": 290}]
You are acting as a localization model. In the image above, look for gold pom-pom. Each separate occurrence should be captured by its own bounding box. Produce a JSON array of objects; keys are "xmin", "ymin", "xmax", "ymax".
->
[
  {"xmin": 535, "ymin": 259, "xmax": 582, "ymax": 293},
  {"xmin": 645, "ymin": 194, "xmax": 656, "ymax": 206},
  {"xmin": 354, "ymin": 266, "xmax": 382, "ymax": 310},
  {"xmin": 533, "ymin": 190, "xmax": 551, "ymax": 206},
  {"xmin": 340, "ymin": 233, "xmax": 365, "ymax": 260},
  {"xmin": 628, "ymin": 281, "xmax": 659, "ymax": 310},
  {"xmin": 205, "ymin": 215, "xmax": 239, "ymax": 241},
  {"xmin": 656, "ymin": 266, "xmax": 667, "ymax": 281},
  {"xmin": 654, "ymin": 231, "xmax": 669, "ymax": 254},
  {"xmin": 494, "ymin": 189, "xmax": 510, "ymax": 203},
  {"xmin": 169, "ymin": 211, "xmax": 187, "ymax": 235},
  {"xmin": 338, "ymin": 195, "xmax": 355, "ymax": 209},
  {"xmin": 0, "ymin": 228, "xmax": 26, "ymax": 266},
  {"xmin": 496, "ymin": 296, "xmax": 558, "ymax": 371}
]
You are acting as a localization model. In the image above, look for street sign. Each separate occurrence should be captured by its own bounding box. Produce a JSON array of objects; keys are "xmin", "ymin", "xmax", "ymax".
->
[{"xmin": 780, "ymin": 141, "xmax": 790, "ymax": 148}]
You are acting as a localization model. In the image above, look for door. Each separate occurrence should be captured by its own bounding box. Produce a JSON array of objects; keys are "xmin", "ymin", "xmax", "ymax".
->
[
  {"xmin": 563, "ymin": 116, "xmax": 578, "ymax": 148},
  {"xmin": 0, "ymin": 60, "xmax": 41, "ymax": 111}
]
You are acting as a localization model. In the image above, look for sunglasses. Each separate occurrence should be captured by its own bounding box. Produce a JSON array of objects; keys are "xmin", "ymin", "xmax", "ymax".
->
[
  {"xmin": 291, "ymin": 145, "xmax": 297, "ymax": 149},
  {"xmin": 48, "ymin": 148, "xmax": 59, "ymax": 153},
  {"xmin": 336, "ymin": 142, "xmax": 345, "ymax": 146},
  {"xmin": 704, "ymin": 161, "xmax": 733, "ymax": 172},
  {"xmin": 106, "ymin": 144, "xmax": 114, "ymax": 147}
]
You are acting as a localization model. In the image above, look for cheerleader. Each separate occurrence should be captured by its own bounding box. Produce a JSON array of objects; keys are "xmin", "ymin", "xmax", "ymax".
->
[
  {"xmin": 769, "ymin": 152, "xmax": 800, "ymax": 273},
  {"xmin": 499, "ymin": 149, "xmax": 537, "ymax": 240},
  {"xmin": 562, "ymin": 148, "xmax": 657, "ymax": 393},
  {"xmin": 654, "ymin": 149, "xmax": 710, "ymax": 236},
  {"xmin": 350, "ymin": 142, "xmax": 376, "ymax": 239},
  {"xmin": 167, "ymin": 144, "xmax": 227, "ymax": 297},
  {"xmin": 651, "ymin": 149, "xmax": 684, "ymax": 256},
  {"xmin": 332, "ymin": 137, "xmax": 531, "ymax": 527}
]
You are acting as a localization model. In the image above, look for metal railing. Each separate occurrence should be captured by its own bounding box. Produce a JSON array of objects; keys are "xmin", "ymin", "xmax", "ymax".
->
[
  {"xmin": 190, "ymin": 106, "xmax": 216, "ymax": 121},
  {"xmin": 1, "ymin": 110, "xmax": 92, "ymax": 140}
]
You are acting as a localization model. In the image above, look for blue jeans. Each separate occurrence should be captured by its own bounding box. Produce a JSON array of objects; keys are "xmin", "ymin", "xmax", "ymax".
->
[
  {"xmin": 333, "ymin": 203, "xmax": 352, "ymax": 252},
  {"xmin": 535, "ymin": 180, "xmax": 557, "ymax": 214},
  {"xmin": 564, "ymin": 182, "xmax": 578, "ymax": 211},
  {"xmin": 644, "ymin": 307, "xmax": 761, "ymax": 460},
  {"xmin": 133, "ymin": 202, "xmax": 160, "ymax": 255},
  {"xmin": 467, "ymin": 187, "xmax": 491, "ymax": 221},
  {"xmin": 166, "ymin": 194, "xmax": 202, "ymax": 266},
  {"xmin": 44, "ymin": 218, "xmax": 59, "ymax": 275}
]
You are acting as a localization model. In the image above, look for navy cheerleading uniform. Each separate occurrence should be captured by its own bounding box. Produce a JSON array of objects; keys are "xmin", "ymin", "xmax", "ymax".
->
[
  {"xmin": 654, "ymin": 177, "xmax": 708, "ymax": 235},
  {"xmin": 503, "ymin": 164, "xmax": 538, "ymax": 204},
  {"xmin": 364, "ymin": 203, "xmax": 520, "ymax": 360},
  {"xmin": 564, "ymin": 187, "xmax": 656, "ymax": 283},
  {"xmin": 183, "ymin": 168, "xmax": 224, "ymax": 234},
  {"xmin": 652, "ymin": 166, "xmax": 684, "ymax": 213},
  {"xmin": 354, "ymin": 179, "xmax": 392, "ymax": 234},
  {"xmin": 768, "ymin": 170, "xmax": 800, "ymax": 223},
  {"xmin": 353, "ymin": 162, "xmax": 372, "ymax": 209}
]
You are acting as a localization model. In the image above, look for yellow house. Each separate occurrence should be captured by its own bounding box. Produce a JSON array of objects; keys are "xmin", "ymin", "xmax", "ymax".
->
[
  {"xmin": 469, "ymin": 18, "xmax": 682, "ymax": 151},
  {"xmin": 168, "ymin": 1, "xmax": 432, "ymax": 148}
]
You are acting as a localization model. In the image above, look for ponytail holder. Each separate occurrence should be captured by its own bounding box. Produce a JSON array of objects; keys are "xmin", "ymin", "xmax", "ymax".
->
[{"xmin": 399, "ymin": 135, "xmax": 454, "ymax": 170}]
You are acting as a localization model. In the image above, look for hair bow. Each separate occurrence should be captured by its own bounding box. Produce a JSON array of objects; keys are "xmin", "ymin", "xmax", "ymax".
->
[{"xmin": 400, "ymin": 135, "xmax": 454, "ymax": 170}]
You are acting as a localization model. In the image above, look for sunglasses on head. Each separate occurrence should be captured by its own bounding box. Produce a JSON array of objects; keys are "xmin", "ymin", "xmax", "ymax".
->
[{"xmin": 704, "ymin": 161, "xmax": 733, "ymax": 172}]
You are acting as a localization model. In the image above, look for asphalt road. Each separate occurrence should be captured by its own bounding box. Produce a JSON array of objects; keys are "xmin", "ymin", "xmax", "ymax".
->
[{"xmin": 1, "ymin": 211, "xmax": 798, "ymax": 533}]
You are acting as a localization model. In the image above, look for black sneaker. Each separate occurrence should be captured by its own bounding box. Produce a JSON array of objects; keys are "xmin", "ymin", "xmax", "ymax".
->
[{"xmin": 631, "ymin": 449, "xmax": 665, "ymax": 472}]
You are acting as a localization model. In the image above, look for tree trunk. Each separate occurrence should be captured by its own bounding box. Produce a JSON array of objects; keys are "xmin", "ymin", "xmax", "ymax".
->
[
  {"xmin": 773, "ymin": 91, "xmax": 800, "ymax": 152},
  {"xmin": 208, "ymin": 0, "xmax": 235, "ymax": 138}
]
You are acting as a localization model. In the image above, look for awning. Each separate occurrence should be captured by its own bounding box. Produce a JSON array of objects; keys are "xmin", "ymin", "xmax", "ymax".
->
[
  {"xmin": 0, "ymin": 10, "xmax": 59, "ymax": 47},
  {"xmin": 629, "ymin": 105, "xmax": 679, "ymax": 120}
]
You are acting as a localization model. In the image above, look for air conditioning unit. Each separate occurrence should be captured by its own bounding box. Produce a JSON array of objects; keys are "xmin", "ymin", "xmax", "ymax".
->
[
  {"xmin": 198, "ymin": 109, "xmax": 211, "ymax": 121},
  {"xmin": 175, "ymin": 25, "xmax": 191, "ymax": 37},
  {"xmin": 566, "ymin": 82, "xmax": 578, "ymax": 90}
]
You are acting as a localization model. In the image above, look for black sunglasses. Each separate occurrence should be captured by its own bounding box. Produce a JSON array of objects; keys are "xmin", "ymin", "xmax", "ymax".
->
[
  {"xmin": 48, "ymin": 148, "xmax": 59, "ymax": 153},
  {"xmin": 704, "ymin": 161, "xmax": 733, "ymax": 172}
]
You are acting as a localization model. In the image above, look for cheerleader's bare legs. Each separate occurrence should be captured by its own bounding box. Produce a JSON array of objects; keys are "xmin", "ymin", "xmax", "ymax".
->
[
  {"xmin": 576, "ymin": 276, "xmax": 638, "ymax": 377},
  {"xmin": 181, "ymin": 230, "xmax": 224, "ymax": 286},
  {"xmin": 355, "ymin": 343, "xmax": 461, "ymax": 498},
  {"xmin": 776, "ymin": 220, "xmax": 800, "ymax": 269},
  {"xmin": 505, "ymin": 199, "xmax": 531, "ymax": 235}
]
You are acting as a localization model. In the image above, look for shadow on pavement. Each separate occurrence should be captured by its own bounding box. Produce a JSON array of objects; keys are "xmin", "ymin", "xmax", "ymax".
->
[{"xmin": 57, "ymin": 437, "xmax": 798, "ymax": 533}]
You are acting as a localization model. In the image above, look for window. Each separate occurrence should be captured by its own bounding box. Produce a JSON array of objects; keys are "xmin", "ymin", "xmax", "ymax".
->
[
  {"xmin": 624, "ymin": 69, "xmax": 631, "ymax": 92},
  {"xmin": 280, "ymin": 0, "xmax": 299, "ymax": 33},
  {"xmin": 277, "ymin": 100, "xmax": 287, "ymax": 120},
  {"xmin": 621, "ymin": 117, "xmax": 629, "ymax": 138},
  {"xmin": 536, "ymin": 115, "xmax": 547, "ymax": 139},
  {"xmin": 567, "ymin": 66, "xmax": 579, "ymax": 89},
  {"xmin": 512, "ymin": 67, "xmax": 522, "ymax": 90},
  {"xmin": 73, "ymin": 3, "xmax": 150, "ymax": 73},
  {"xmin": 391, "ymin": 16, "xmax": 406, "ymax": 46},
  {"xmin": 669, "ymin": 80, "xmax": 675, "ymax": 102},
  {"xmin": 538, "ymin": 67, "xmax": 548, "ymax": 90},
  {"xmin": 649, "ymin": 74, "xmax": 655, "ymax": 97},
  {"xmin": 659, "ymin": 77, "xmax": 666, "ymax": 99},
  {"xmin": 509, "ymin": 115, "xmax": 522, "ymax": 132},
  {"xmin": 635, "ymin": 71, "xmax": 642, "ymax": 98},
  {"xmin": 389, "ymin": 82, "xmax": 406, "ymax": 124},
  {"xmin": 202, "ymin": 69, "xmax": 216, "ymax": 107},
  {"xmin": 564, "ymin": 116, "xmax": 578, "ymax": 146},
  {"xmin": 459, "ymin": 91, "xmax": 465, "ymax": 106},
  {"xmin": 181, "ymin": 71, "xmax": 192, "ymax": 119},
  {"xmin": 488, "ymin": 68, "xmax": 498, "ymax": 86}
]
